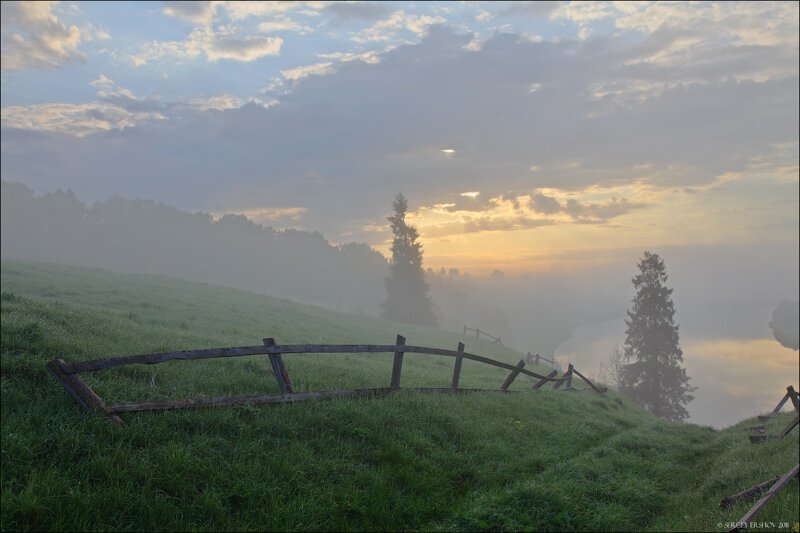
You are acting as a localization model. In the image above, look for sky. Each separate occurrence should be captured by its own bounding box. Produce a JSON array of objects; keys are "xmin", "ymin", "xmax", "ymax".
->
[{"xmin": 1, "ymin": 0, "xmax": 798, "ymax": 275}]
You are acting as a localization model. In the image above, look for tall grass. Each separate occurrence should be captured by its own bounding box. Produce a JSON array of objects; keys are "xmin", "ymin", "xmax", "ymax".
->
[{"xmin": 2, "ymin": 259, "xmax": 797, "ymax": 531}]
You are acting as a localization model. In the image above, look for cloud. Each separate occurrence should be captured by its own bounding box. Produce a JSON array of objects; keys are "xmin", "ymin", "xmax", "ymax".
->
[
  {"xmin": 0, "ymin": 1, "xmax": 85, "ymax": 69},
  {"xmin": 322, "ymin": 2, "xmax": 396, "ymax": 27},
  {"xmin": 187, "ymin": 93, "xmax": 246, "ymax": 111},
  {"xmin": 530, "ymin": 191, "xmax": 646, "ymax": 221},
  {"xmin": 162, "ymin": 1, "xmax": 219, "ymax": 25},
  {"xmin": 131, "ymin": 25, "xmax": 282, "ymax": 65},
  {"xmin": 494, "ymin": 1, "xmax": 563, "ymax": 19},
  {"xmin": 281, "ymin": 62, "xmax": 335, "ymax": 82},
  {"xmin": 317, "ymin": 50, "xmax": 381, "ymax": 64},
  {"xmin": 222, "ymin": 1, "xmax": 309, "ymax": 21},
  {"xmin": 351, "ymin": 10, "xmax": 446, "ymax": 43},
  {"xmin": 613, "ymin": 2, "xmax": 799, "ymax": 47},
  {"xmin": 212, "ymin": 206, "xmax": 308, "ymax": 225},
  {"xmin": 258, "ymin": 16, "xmax": 314, "ymax": 34},
  {"xmin": 0, "ymin": 76, "xmax": 253, "ymax": 136},
  {"xmin": 2, "ymin": 25, "xmax": 796, "ymax": 241},
  {"xmin": 421, "ymin": 215, "xmax": 554, "ymax": 238},
  {"xmin": 530, "ymin": 192, "xmax": 562, "ymax": 215},
  {"xmin": 440, "ymin": 192, "xmax": 498, "ymax": 213},
  {"xmin": 563, "ymin": 197, "xmax": 645, "ymax": 220},
  {"xmin": 90, "ymin": 75, "xmax": 165, "ymax": 113},
  {"xmin": 0, "ymin": 102, "xmax": 161, "ymax": 137}
]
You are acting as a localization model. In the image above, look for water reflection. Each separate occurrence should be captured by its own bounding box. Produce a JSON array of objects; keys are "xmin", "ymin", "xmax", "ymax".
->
[{"xmin": 554, "ymin": 305, "xmax": 799, "ymax": 428}]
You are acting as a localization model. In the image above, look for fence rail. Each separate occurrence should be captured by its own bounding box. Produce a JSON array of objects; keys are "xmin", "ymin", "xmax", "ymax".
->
[
  {"xmin": 463, "ymin": 326, "xmax": 503, "ymax": 345},
  {"xmin": 525, "ymin": 352, "xmax": 557, "ymax": 369},
  {"xmin": 47, "ymin": 334, "xmax": 607, "ymax": 425}
]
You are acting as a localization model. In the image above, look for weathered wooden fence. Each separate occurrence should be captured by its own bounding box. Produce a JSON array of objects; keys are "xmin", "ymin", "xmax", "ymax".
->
[
  {"xmin": 525, "ymin": 351, "xmax": 558, "ymax": 369},
  {"xmin": 723, "ymin": 386, "xmax": 799, "ymax": 531},
  {"xmin": 47, "ymin": 334, "xmax": 606, "ymax": 425},
  {"xmin": 749, "ymin": 385, "xmax": 799, "ymax": 444},
  {"xmin": 463, "ymin": 326, "xmax": 503, "ymax": 345}
]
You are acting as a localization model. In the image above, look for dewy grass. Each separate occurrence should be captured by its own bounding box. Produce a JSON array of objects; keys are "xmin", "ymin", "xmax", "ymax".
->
[{"xmin": 2, "ymin": 259, "xmax": 798, "ymax": 531}]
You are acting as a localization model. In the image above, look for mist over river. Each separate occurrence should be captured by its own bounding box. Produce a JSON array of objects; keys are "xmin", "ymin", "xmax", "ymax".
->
[{"xmin": 555, "ymin": 305, "xmax": 799, "ymax": 428}]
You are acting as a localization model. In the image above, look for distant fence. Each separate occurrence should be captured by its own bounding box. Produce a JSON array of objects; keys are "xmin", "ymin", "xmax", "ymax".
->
[
  {"xmin": 525, "ymin": 351, "xmax": 558, "ymax": 369},
  {"xmin": 463, "ymin": 326, "xmax": 503, "ymax": 345},
  {"xmin": 47, "ymin": 334, "xmax": 606, "ymax": 425}
]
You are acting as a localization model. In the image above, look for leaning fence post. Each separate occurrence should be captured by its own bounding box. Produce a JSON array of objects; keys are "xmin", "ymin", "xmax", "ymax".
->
[
  {"xmin": 772, "ymin": 390, "xmax": 791, "ymax": 414},
  {"xmin": 452, "ymin": 342, "xmax": 464, "ymax": 388},
  {"xmin": 264, "ymin": 337, "xmax": 293, "ymax": 394},
  {"xmin": 390, "ymin": 335, "xmax": 405, "ymax": 388},
  {"xmin": 553, "ymin": 364, "xmax": 573, "ymax": 390},
  {"xmin": 535, "ymin": 353, "xmax": 540, "ymax": 366},
  {"xmin": 533, "ymin": 369, "xmax": 558, "ymax": 390},
  {"xmin": 501, "ymin": 360, "xmax": 525, "ymax": 391},
  {"xmin": 787, "ymin": 385, "xmax": 799, "ymax": 411}
]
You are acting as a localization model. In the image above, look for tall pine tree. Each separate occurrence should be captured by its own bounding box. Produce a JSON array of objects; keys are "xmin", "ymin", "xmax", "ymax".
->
[
  {"xmin": 381, "ymin": 193, "xmax": 438, "ymax": 327},
  {"xmin": 619, "ymin": 251, "xmax": 695, "ymax": 421}
]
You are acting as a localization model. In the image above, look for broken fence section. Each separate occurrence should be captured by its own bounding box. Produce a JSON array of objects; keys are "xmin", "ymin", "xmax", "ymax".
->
[
  {"xmin": 47, "ymin": 334, "xmax": 606, "ymax": 425},
  {"xmin": 749, "ymin": 386, "xmax": 799, "ymax": 444},
  {"xmin": 726, "ymin": 464, "xmax": 799, "ymax": 533}
]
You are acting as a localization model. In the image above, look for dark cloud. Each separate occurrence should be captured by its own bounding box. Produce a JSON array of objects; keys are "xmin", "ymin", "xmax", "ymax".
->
[
  {"xmin": 530, "ymin": 192, "xmax": 562, "ymax": 214},
  {"xmin": 529, "ymin": 192, "xmax": 646, "ymax": 221},
  {"xmin": 442, "ymin": 193, "xmax": 498, "ymax": 212},
  {"xmin": 495, "ymin": 1, "xmax": 563, "ymax": 18},
  {"xmin": 322, "ymin": 2, "xmax": 396, "ymax": 26},
  {"xmin": 1, "ymin": 25, "xmax": 796, "ymax": 239}
]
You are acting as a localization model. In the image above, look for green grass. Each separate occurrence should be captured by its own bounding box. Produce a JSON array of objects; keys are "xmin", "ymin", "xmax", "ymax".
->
[{"xmin": 2, "ymin": 259, "xmax": 798, "ymax": 532}]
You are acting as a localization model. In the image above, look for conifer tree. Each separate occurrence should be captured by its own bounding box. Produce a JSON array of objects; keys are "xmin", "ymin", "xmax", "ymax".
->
[
  {"xmin": 619, "ymin": 251, "xmax": 695, "ymax": 421},
  {"xmin": 381, "ymin": 193, "xmax": 438, "ymax": 327}
]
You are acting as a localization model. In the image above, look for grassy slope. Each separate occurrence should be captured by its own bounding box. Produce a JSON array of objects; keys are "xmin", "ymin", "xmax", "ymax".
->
[{"xmin": 1, "ymin": 259, "xmax": 797, "ymax": 532}]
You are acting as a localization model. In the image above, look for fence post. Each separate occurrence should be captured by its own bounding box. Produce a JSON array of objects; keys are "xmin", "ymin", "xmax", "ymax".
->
[
  {"xmin": 787, "ymin": 385, "xmax": 799, "ymax": 411},
  {"xmin": 264, "ymin": 338, "xmax": 293, "ymax": 394},
  {"xmin": 564, "ymin": 364, "xmax": 574, "ymax": 389},
  {"xmin": 535, "ymin": 353, "xmax": 540, "ymax": 366},
  {"xmin": 553, "ymin": 364, "xmax": 573, "ymax": 390},
  {"xmin": 452, "ymin": 342, "xmax": 464, "ymax": 388},
  {"xmin": 772, "ymin": 391, "xmax": 791, "ymax": 414},
  {"xmin": 533, "ymin": 369, "xmax": 558, "ymax": 390},
  {"xmin": 390, "ymin": 334, "xmax": 405, "ymax": 388},
  {"xmin": 463, "ymin": 326, "xmax": 467, "ymax": 336},
  {"xmin": 501, "ymin": 360, "xmax": 525, "ymax": 391}
]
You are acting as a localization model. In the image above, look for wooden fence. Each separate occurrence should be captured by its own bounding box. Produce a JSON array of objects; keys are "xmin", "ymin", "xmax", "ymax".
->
[
  {"xmin": 525, "ymin": 351, "xmax": 558, "ymax": 369},
  {"xmin": 47, "ymin": 334, "xmax": 606, "ymax": 425},
  {"xmin": 724, "ymin": 385, "xmax": 799, "ymax": 531},
  {"xmin": 463, "ymin": 326, "xmax": 503, "ymax": 345},
  {"xmin": 749, "ymin": 385, "xmax": 799, "ymax": 444}
]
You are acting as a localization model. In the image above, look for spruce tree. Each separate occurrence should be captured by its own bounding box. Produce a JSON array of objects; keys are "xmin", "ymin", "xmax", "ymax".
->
[
  {"xmin": 381, "ymin": 193, "xmax": 438, "ymax": 327},
  {"xmin": 619, "ymin": 251, "xmax": 695, "ymax": 421}
]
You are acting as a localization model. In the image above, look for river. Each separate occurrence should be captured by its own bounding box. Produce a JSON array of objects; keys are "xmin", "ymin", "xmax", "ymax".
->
[{"xmin": 554, "ymin": 305, "xmax": 799, "ymax": 428}]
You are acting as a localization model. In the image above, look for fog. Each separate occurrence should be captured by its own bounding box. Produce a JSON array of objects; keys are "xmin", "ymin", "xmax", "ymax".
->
[
  {"xmin": 3, "ymin": 181, "xmax": 798, "ymax": 427},
  {"xmin": 2, "ymin": 2, "xmax": 798, "ymax": 427}
]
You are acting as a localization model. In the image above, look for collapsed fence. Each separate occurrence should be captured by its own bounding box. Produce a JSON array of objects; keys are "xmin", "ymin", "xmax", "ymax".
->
[{"xmin": 47, "ymin": 334, "xmax": 606, "ymax": 425}]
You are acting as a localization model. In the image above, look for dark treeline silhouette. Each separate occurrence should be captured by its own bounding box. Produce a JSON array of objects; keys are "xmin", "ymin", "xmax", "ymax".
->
[{"xmin": 1, "ymin": 181, "xmax": 388, "ymax": 314}]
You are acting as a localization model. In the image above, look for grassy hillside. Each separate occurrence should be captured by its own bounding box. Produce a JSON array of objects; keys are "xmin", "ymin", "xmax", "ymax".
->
[{"xmin": 2, "ymin": 259, "xmax": 798, "ymax": 531}]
